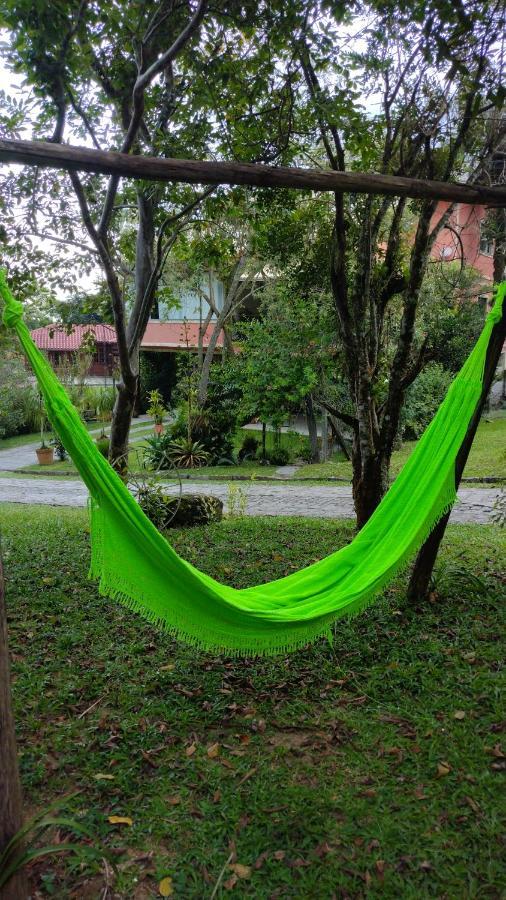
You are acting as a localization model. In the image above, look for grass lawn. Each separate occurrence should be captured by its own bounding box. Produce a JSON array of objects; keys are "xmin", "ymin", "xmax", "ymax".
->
[
  {"xmin": 2, "ymin": 505, "xmax": 505, "ymax": 898},
  {"xmin": 295, "ymin": 416, "xmax": 506, "ymax": 481}
]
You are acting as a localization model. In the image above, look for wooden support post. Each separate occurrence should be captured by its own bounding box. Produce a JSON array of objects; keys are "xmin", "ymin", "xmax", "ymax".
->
[
  {"xmin": 0, "ymin": 550, "xmax": 28, "ymax": 899},
  {"xmin": 407, "ymin": 285, "xmax": 506, "ymax": 601},
  {"xmin": 0, "ymin": 138, "xmax": 505, "ymax": 206}
]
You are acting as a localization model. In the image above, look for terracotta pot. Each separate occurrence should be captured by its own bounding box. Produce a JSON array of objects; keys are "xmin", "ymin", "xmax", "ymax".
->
[
  {"xmin": 36, "ymin": 446, "xmax": 54, "ymax": 465},
  {"xmin": 154, "ymin": 423, "xmax": 165, "ymax": 435}
]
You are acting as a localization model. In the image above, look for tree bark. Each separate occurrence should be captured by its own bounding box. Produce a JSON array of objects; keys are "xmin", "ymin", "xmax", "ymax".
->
[
  {"xmin": 0, "ymin": 552, "xmax": 28, "ymax": 900},
  {"xmin": 305, "ymin": 395, "xmax": 320, "ymax": 463},
  {"xmin": 352, "ymin": 446, "xmax": 390, "ymax": 530},
  {"xmin": 407, "ymin": 283, "xmax": 506, "ymax": 601},
  {"xmin": 1, "ymin": 138, "xmax": 505, "ymax": 205}
]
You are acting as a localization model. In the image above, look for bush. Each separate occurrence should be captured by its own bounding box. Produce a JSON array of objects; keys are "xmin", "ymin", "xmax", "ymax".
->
[
  {"xmin": 171, "ymin": 412, "xmax": 234, "ymax": 465},
  {"xmin": 401, "ymin": 364, "xmax": 453, "ymax": 440},
  {"xmin": 143, "ymin": 433, "xmax": 172, "ymax": 469},
  {"xmin": 238, "ymin": 435, "xmax": 259, "ymax": 461},
  {"xmin": 96, "ymin": 437, "xmax": 110, "ymax": 458},
  {"xmin": 0, "ymin": 357, "xmax": 33, "ymax": 438},
  {"xmin": 52, "ymin": 436, "xmax": 68, "ymax": 461},
  {"xmin": 266, "ymin": 447, "xmax": 291, "ymax": 466}
]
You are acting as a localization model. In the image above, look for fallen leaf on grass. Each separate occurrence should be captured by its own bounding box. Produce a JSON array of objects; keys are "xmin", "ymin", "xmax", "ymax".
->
[
  {"xmin": 94, "ymin": 773, "xmax": 114, "ymax": 781},
  {"xmin": 229, "ymin": 863, "xmax": 251, "ymax": 879},
  {"xmin": 185, "ymin": 743, "xmax": 197, "ymax": 757},
  {"xmin": 273, "ymin": 850, "xmax": 286, "ymax": 861},
  {"xmin": 485, "ymin": 743, "xmax": 505, "ymax": 758},
  {"xmin": 166, "ymin": 795, "xmax": 181, "ymax": 806},
  {"xmin": 160, "ymin": 664, "xmax": 175, "ymax": 672},
  {"xmin": 453, "ymin": 710, "xmax": 466, "ymax": 720},
  {"xmin": 159, "ymin": 876, "xmax": 173, "ymax": 896},
  {"xmin": 464, "ymin": 796, "xmax": 481, "ymax": 813},
  {"xmin": 108, "ymin": 815, "xmax": 133, "ymax": 826},
  {"xmin": 436, "ymin": 762, "xmax": 451, "ymax": 778},
  {"xmin": 207, "ymin": 742, "xmax": 220, "ymax": 759}
]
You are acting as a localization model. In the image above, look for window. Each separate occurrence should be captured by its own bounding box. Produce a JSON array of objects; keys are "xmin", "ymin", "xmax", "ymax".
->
[{"xmin": 479, "ymin": 225, "xmax": 494, "ymax": 256}]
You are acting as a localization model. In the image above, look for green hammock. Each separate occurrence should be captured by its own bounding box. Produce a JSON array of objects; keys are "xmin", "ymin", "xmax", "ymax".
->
[{"xmin": 2, "ymin": 271, "xmax": 504, "ymax": 656}]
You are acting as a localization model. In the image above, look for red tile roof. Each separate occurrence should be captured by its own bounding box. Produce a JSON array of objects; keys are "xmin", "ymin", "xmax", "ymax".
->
[
  {"xmin": 30, "ymin": 320, "xmax": 225, "ymax": 352},
  {"xmin": 141, "ymin": 321, "xmax": 225, "ymax": 350},
  {"xmin": 31, "ymin": 323, "xmax": 117, "ymax": 351}
]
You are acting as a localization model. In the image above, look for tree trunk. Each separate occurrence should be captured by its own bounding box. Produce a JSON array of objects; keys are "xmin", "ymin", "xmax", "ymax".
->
[
  {"xmin": 110, "ymin": 191, "xmax": 155, "ymax": 470},
  {"xmin": 352, "ymin": 447, "xmax": 390, "ymax": 530},
  {"xmin": 328, "ymin": 415, "xmax": 351, "ymax": 460},
  {"xmin": 0, "ymin": 552, "xmax": 28, "ymax": 900},
  {"xmin": 197, "ymin": 319, "xmax": 223, "ymax": 407},
  {"xmin": 109, "ymin": 379, "xmax": 138, "ymax": 474},
  {"xmin": 407, "ymin": 282, "xmax": 506, "ymax": 601},
  {"xmin": 305, "ymin": 395, "xmax": 320, "ymax": 463},
  {"xmin": 320, "ymin": 411, "xmax": 328, "ymax": 461}
]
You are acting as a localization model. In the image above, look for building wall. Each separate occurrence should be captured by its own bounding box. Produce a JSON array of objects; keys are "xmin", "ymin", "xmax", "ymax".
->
[
  {"xmin": 429, "ymin": 202, "xmax": 494, "ymax": 280},
  {"xmin": 155, "ymin": 273, "xmax": 225, "ymax": 322}
]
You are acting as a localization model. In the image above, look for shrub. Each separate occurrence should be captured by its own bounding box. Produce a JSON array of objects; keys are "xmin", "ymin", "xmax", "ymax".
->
[
  {"xmin": 52, "ymin": 436, "xmax": 68, "ymax": 461},
  {"xmin": 166, "ymin": 437, "xmax": 209, "ymax": 469},
  {"xmin": 0, "ymin": 357, "xmax": 34, "ymax": 438},
  {"xmin": 266, "ymin": 447, "xmax": 291, "ymax": 466},
  {"xmin": 96, "ymin": 437, "xmax": 110, "ymax": 458},
  {"xmin": 238, "ymin": 435, "xmax": 259, "ymax": 461},
  {"xmin": 171, "ymin": 412, "xmax": 234, "ymax": 465},
  {"xmin": 401, "ymin": 364, "xmax": 453, "ymax": 440},
  {"xmin": 143, "ymin": 433, "xmax": 172, "ymax": 470}
]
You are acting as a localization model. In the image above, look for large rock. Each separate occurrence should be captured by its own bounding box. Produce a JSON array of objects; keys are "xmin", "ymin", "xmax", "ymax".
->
[
  {"xmin": 139, "ymin": 489, "xmax": 223, "ymax": 529},
  {"xmin": 165, "ymin": 493, "xmax": 223, "ymax": 527}
]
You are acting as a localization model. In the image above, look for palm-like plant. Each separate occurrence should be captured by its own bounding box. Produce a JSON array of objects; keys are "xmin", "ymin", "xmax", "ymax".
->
[
  {"xmin": 166, "ymin": 438, "xmax": 209, "ymax": 468},
  {"xmin": 0, "ymin": 800, "xmax": 114, "ymax": 891}
]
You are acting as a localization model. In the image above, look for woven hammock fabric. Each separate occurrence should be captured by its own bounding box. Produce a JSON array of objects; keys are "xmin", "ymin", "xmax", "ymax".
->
[{"xmin": 2, "ymin": 272, "xmax": 505, "ymax": 656}]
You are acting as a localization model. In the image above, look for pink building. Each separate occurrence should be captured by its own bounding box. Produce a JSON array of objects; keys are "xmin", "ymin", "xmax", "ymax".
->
[{"xmin": 429, "ymin": 202, "xmax": 495, "ymax": 281}]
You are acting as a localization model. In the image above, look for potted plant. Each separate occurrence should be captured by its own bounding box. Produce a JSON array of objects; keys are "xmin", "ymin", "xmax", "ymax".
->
[
  {"xmin": 35, "ymin": 398, "xmax": 54, "ymax": 465},
  {"xmin": 147, "ymin": 389, "xmax": 166, "ymax": 435}
]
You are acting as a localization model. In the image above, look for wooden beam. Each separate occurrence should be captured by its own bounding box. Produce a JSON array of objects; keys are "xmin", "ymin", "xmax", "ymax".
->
[{"xmin": 0, "ymin": 138, "xmax": 505, "ymax": 206}]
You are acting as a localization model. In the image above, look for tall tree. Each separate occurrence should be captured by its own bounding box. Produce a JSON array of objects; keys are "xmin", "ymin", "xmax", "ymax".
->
[{"xmin": 266, "ymin": 0, "xmax": 504, "ymax": 526}]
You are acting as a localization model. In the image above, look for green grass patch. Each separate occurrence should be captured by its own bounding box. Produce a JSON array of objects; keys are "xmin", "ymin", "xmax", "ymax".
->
[
  {"xmin": 2, "ymin": 505, "xmax": 505, "ymax": 897},
  {"xmin": 296, "ymin": 416, "xmax": 506, "ymax": 481}
]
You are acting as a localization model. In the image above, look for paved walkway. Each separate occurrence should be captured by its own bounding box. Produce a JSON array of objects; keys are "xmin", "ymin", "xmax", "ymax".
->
[
  {"xmin": 0, "ymin": 477, "xmax": 500, "ymax": 523},
  {"xmin": 0, "ymin": 417, "xmax": 153, "ymax": 471}
]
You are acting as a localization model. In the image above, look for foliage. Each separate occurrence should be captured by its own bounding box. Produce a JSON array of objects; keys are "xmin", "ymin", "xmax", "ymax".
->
[
  {"xmin": 400, "ymin": 364, "xmax": 453, "ymax": 440},
  {"xmin": 143, "ymin": 433, "xmax": 172, "ymax": 470},
  {"xmin": 492, "ymin": 488, "xmax": 506, "ymax": 528},
  {"xmin": 139, "ymin": 352, "xmax": 177, "ymax": 410},
  {"xmin": 266, "ymin": 446, "xmax": 291, "ymax": 466},
  {"xmin": 51, "ymin": 435, "xmax": 67, "ymax": 462},
  {"xmin": 171, "ymin": 412, "xmax": 235, "ymax": 466},
  {"xmin": 236, "ymin": 285, "xmax": 334, "ymax": 429},
  {"xmin": 238, "ymin": 434, "xmax": 260, "ymax": 461},
  {"xmin": 146, "ymin": 389, "xmax": 166, "ymax": 425},
  {"xmin": 95, "ymin": 437, "xmax": 110, "ymax": 459},
  {"xmin": 165, "ymin": 437, "xmax": 210, "ymax": 469},
  {"xmin": 2, "ymin": 505, "xmax": 505, "ymax": 897},
  {"xmin": 419, "ymin": 265, "xmax": 488, "ymax": 372},
  {"xmin": 0, "ymin": 797, "xmax": 111, "ymax": 892},
  {"xmin": 0, "ymin": 355, "xmax": 32, "ymax": 438}
]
